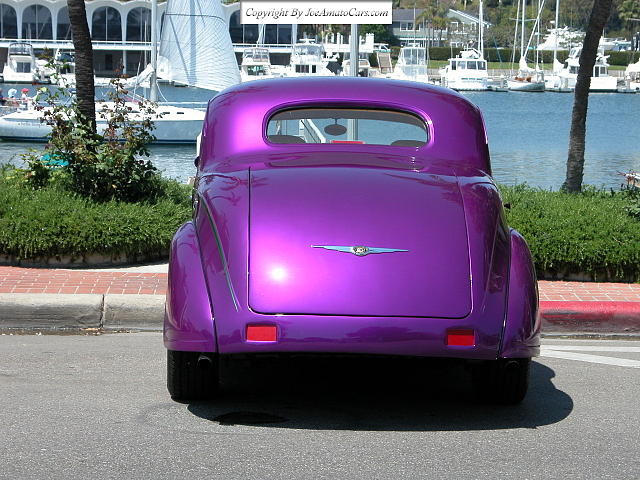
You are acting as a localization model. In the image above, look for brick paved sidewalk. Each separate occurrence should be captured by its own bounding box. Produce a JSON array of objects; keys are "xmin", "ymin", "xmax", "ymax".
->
[
  {"xmin": 0, "ymin": 267, "xmax": 166, "ymax": 295},
  {"xmin": 2, "ymin": 266, "xmax": 640, "ymax": 301}
]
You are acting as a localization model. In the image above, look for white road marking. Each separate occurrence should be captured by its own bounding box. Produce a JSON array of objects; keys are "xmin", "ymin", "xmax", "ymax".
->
[
  {"xmin": 541, "ymin": 348, "xmax": 640, "ymax": 368},
  {"xmin": 543, "ymin": 346, "xmax": 640, "ymax": 353}
]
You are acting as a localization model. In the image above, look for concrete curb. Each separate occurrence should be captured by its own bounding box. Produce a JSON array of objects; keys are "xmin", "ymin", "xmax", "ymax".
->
[
  {"xmin": 103, "ymin": 294, "xmax": 165, "ymax": 329},
  {"xmin": 0, "ymin": 294, "xmax": 104, "ymax": 328},
  {"xmin": 1, "ymin": 295, "xmax": 640, "ymax": 334},
  {"xmin": 0, "ymin": 293, "xmax": 165, "ymax": 330},
  {"xmin": 540, "ymin": 301, "xmax": 640, "ymax": 334}
]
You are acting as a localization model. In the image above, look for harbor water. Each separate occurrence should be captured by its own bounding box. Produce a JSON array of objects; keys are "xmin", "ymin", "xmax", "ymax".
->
[{"xmin": 1, "ymin": 83, "xmax": 639, "ymax": 190}]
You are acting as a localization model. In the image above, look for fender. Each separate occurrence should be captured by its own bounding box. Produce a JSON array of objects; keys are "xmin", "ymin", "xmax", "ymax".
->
[
  {"xmin": 163, "ymin": 221, "xmax": 216, "ymax": 352},
  {"xmin": 500, "ymin": 229, "xmax": 541, "ymax": 358}
]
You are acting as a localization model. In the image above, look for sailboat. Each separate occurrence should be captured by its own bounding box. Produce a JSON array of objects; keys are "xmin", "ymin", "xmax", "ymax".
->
[
  {"xmin": 507, "ymin": 0, "xmax": 545, "ymax": 92},
  {"xmin": 0, "ymin": 0, "xmax": 240, "ymax": 144},
  {"xmin": 541, "ymin": 0, "xmax": 566, "ymax": 90}
]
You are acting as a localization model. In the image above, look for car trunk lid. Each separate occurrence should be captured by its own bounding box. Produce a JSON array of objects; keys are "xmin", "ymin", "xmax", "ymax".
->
[{"xmin": 249, "ymin": 167, "xmax": 471, "ymax": 318}]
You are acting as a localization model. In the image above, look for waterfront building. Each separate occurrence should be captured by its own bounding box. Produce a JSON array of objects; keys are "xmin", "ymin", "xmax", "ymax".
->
[
  {"xmin": 0, "ymin": 0, "xmax": 168, "ymax": 77},
  {"xmin": 0, "ymin": 0, "xmax": 253, "ymax": 77},
  {"xmin": 391, "ymin": 9, "xmax": 491, "ymax": 48},
  {"xmin": 0, "ymin": 1, "xmax": 494, "ymax": 79}
]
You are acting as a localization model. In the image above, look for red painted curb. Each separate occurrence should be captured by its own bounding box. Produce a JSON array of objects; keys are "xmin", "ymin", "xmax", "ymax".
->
[{"xmin": 540, "ymin": 301, "xmax": 640, "ymax": 333}]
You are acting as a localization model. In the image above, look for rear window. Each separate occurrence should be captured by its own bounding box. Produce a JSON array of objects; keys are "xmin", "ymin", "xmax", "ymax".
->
[{"xmin": 266, "ymin": 107, "xmax": 428, "ymax": 147}]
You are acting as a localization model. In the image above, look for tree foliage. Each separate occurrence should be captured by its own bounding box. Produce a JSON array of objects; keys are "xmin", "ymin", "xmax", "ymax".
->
[{"xmin": 396, "ymin": 0, "xmax": 639, "ymax": 45}]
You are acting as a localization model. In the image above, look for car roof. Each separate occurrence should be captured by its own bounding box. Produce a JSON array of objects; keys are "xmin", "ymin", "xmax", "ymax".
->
[{"xmin": 200, "ymin": 77, "xmax": 490, "ymax": 174}]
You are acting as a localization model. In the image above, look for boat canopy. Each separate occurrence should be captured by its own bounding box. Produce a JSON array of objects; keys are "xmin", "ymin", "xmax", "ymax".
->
[
  {"xmin": 292, "ymin": 44, "xmax": 324, "ymax": 58},
  {"xmin": 399, "ymin": 47, "xmax": 426, "ymax": 66},
  {"xmin": 243, "ymin": 48, "xmax": 270, "ymax": 64}
]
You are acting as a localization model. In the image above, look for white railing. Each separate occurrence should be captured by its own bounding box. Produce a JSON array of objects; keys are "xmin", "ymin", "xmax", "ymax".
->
[{"xmin": 0, "ymin": 39, "xmax": 152, "ymax": 50}]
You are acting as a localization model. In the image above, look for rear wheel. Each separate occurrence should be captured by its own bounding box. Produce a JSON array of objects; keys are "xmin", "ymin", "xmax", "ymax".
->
[
  {"xmin": 472, "ymin": 358, "xmax": 530, "ymax": 405},
  {"xmin": 167, "ymin": 350, "xmax": 219, "ymax": 401}
]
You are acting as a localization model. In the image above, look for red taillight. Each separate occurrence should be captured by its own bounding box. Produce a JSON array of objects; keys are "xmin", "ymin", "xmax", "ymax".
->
[
  {"xmin": 246, "ymin": 325, "xmax": 277, "ymax": 342},
  {"xmin": 447, "ymin": 329, "xmax": 475, "ymax": 346}
]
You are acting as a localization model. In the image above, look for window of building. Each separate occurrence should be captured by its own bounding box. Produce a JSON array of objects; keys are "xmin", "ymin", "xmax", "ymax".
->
[
  {"xmin": 126, "ymin": 7, "xmax": 151, "ymax": 42},
  {"xmin": 277, "ymin": 24, "xmax": 292, "ymax": 44},
  {"xmin": 57, "ymin": 7, "xmax": 71, "ymax": 40},
  {"xmin": 92, "ymin": 7, "xmax": 122, "ymax": 42},
  {"xmin": 400, "ymin": 22, "xmax": 413, "ymax": 31},
  {"xmin": 229, "ymin": 10, "xmax": 242, "ymax": 42},
  {"xmin": 260, "ymin": 24, "xmax": 293, "ymax": 44},
  {"xmin": 229, "ymin": 10, "xmax": 259, "ymax": 43},
  {"xmin": 0, "ymin": 4, "xmax": 17, "ymax": 39},
  {"xmin": 22, "ymin": 5, "xmax": 53, "ymax": 40}
]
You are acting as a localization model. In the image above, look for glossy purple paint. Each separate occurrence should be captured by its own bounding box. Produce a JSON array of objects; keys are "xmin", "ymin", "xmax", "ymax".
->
[
  {"xmin": 164, "ymin": 77, "xmax": 539, "ymax": 360},
  {"xmin": 164, "ymin": 222, "xmax": 216, "ymax": 352}
]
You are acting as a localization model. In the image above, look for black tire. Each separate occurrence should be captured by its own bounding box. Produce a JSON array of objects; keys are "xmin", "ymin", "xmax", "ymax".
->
[
  {"xmin": 472, "ymin": 358, "xmax": 530, "ymax": 405},
  {"xmin": 167, "ymin": 350, "xmax": 219, "ymax": 401}
]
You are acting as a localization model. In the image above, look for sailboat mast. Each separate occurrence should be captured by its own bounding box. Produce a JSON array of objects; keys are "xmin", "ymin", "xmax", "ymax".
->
[
  {"xmin": 553, "ymin": 0, "xmax": 559, "ymax": 66},
  {"xmin": 535, "ymin": 0, "xmax": 541, "ymax": 68},
  {"xmin": 479, "ymin": 1, "xmax": 484, "ymax": 57},
  {"xmin": 150, "ymin": 0, "xmax": 159, "ymax": 102},
  {"xmin": 520, "ymin": 0, "xmax": 526, "ymax": 59}
]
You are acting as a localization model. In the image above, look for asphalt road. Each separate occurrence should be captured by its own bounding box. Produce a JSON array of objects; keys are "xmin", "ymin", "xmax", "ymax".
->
[{"xmin": 1, "ymin": 333, "xmax": 638, "ymax": 480}]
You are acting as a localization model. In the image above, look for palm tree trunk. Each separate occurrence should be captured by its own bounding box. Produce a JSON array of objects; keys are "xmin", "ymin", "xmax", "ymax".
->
[
  {"xmin": 67, "ymin": 0, "xmax": 96, "ymax": 132},
  {"xmin": 563, "ymin": 0, "xmax": 613, "ymax": 192}
]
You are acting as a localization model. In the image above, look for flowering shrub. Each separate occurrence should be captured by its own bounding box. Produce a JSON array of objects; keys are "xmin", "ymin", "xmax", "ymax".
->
[{"xmin": 23, "ymin": 74, "xmax": 165, "ymax": 203}]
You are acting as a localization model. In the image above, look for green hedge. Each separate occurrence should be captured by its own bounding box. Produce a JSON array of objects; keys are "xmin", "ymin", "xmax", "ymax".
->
[
  {"xmin": 605, "ymin": 50, "xmax": 640, "ymax": 66},
  {"xmin": 0, "ymin": 175, "xmax": 191, "ymax": 261},
  {"xmin": 500, "ymin": 185, "xmax": 640, "ymax": 282},
  {"xmin": 3, "ymin": 171, "xmax": 640, "ymax": 280},
  {"xmin": 429, "ymin": 47, "xmax": 572, "ymax": 64}
]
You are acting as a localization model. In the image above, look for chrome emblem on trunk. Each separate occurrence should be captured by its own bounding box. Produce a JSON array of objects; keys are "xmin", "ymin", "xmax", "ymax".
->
[
  {"xmin": 352, "ymin": 246, "xmax": 370, "ymax": 256},
  {"xmin": 311, "ymin": 245, "xmax": 408, "ymax": 256}
]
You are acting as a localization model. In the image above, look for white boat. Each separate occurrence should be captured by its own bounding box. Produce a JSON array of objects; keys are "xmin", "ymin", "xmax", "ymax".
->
[
  {"xmin": 280, "ymin": 42, "xmax": 335, "ymax": 77},
  {"xmin": 52, "ymin": 50, "xmax": 76, "ymax": 87},
  {"xmin": 0, "ymin": 103, "xmax": 205, "ymax": 144},
  {"xmin": 508, "ymin": 56, "xmax": 545, "ymax": 92},
  {"xmin": 390, "ymin": 46, "xmax": 429, "ymax": 83},
  {"xmin": 2, "ymin": 43, "xmax": 46, "ymax": 84},
  {"xmin": 540, "ymin": 0, "xmax": 565, "ymax": 90},
  {"xmin": 507, "ymin": 0, "xmax": 545, "ymax": 92},
  {"xmin": 341, "ymin": 52, "xmax": 372, "ymax": 77},
  {"xmin": 0, "ymin": 0, "xmax": 239, "ymax": 144},
  {"xmin": 440, "ymin": 1, "xmax": 489, "ymax": 91},
  {"xmin": 624, "ymin": 58, "xmax": 640, "ymax": 92},
  {"xmin": 554, "ymin": 46, "xmax": 619, "ymax": 92},
  {"xmin": 240, "ymin": 48, "xmax": 276, "ymax": 82},
  {"xmin": 439, "ymin": 48, "xmax": 489, "ymax": 91},
  {"xmin": 507, "ymin": 70, "xmax": 545, "ymax": 91}
]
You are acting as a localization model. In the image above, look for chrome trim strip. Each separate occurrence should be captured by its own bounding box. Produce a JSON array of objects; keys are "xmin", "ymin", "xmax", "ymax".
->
[
  {"xmin": 311, "ymin": 245, "xmax": 408, "ymax": 256},
  {"xmin": 199, "ymin": 193, "xmax": 239, "ymax": 311}
]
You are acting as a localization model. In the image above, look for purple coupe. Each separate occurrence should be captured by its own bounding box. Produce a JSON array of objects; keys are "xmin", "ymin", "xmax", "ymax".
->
[{"xmin": 164, "ymin": 77, "xmax": 540, "ymax": 404}]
